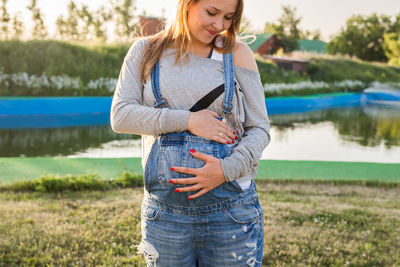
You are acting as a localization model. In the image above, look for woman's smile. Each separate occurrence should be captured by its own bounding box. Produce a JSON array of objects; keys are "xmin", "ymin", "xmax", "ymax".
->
[{"xmin": 206, "ymin": 29, "xmax": 218, "ymax": 36}]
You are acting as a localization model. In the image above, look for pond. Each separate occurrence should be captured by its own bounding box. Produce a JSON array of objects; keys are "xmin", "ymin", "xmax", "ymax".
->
[{"xmin": 1, "ymin": 104, "xmax": 399, "ymax": 163}]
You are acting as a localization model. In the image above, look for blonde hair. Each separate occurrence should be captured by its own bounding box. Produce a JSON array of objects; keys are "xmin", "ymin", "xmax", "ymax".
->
[{"xmin": 140, "ymin": 0, "xmax": 244, "ymax": 83}]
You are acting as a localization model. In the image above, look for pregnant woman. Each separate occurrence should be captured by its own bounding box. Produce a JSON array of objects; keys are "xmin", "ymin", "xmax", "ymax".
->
[{"xmin": 110, "ymin": 0, "xmax": 271, "ymax": 266}]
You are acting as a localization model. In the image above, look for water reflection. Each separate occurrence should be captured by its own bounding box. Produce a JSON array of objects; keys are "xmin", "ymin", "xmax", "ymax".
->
[
  {"xmin": 0, "ymin": 105, "xmax": 399, "ymax": 162},
  {"xmin": 0, "ymin": 125, "xmax": 138, "ymax": 157},
  {"xmin": 270, "ymin": 105, "xmax": 400, "ymax": 149}
]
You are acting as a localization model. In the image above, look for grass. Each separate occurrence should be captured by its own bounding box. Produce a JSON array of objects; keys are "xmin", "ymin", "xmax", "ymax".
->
[
  {"xmin": 307, "ymin": 57, "xmax": 400, "ymax": 83},
  {"xmin": 258, "ymin": 182, "xmax": 400, "ymax": 266},
  {"xmin": 0, "ymin": 172, "xmax": 143, "ymax": 193},
  {"xmin": 0, "ymin": 176, "xmax": 399, "ymax": 266},
  {"xmin": 0, "ymin": 39, "xmax": 128, "ymax": 84}
]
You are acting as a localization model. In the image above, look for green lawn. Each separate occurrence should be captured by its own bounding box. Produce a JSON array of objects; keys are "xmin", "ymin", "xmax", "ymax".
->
[
  {"xmin": 1, "ymin": 157, "xmax": 399, "ymax": 185},
  {"xmin": 1, "ymin": 181, "xmax": 399, "ymax": 266}
]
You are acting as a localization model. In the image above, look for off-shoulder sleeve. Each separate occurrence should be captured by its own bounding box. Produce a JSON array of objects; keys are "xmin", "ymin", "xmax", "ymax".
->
[
  {"xmin": 220, "ymin": 66, "xmax": 271, "ymax": 182},
  {"xmin": 110, "ymin": 38, "xmax": 190, "ymax": 136}
]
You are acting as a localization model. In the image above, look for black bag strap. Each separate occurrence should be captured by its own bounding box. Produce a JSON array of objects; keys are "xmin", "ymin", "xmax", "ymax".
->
[{"xmin": 189, "ymin": 84, "xmax": 225, "ymax": 112}]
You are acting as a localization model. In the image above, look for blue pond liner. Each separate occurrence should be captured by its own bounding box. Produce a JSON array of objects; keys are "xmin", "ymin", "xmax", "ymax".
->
[
  {"xmin": 0, "ymin": 91, "xmax": 397, "ymax": 129},
  {"xmin": 0, "ymin": 96, "xmax": 111, "ymax": 115},
  {"xmin": 0, "ymin": 114, "xmax": 110, "ymax": 129},
  {"xmin": 265, "ymin": 93, "xmax": 361, "ymax": 115},
  {"xmin": 363, "ymin": 88, "xmax": 400, "ymax": 106},
  {"xmin": 0, "ymin": 97, "xmax": 111, "ymax": 128}
]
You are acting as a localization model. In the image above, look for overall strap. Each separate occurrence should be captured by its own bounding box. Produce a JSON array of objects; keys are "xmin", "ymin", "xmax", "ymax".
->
[
  {"xmin": 222, "ymin": 52, "xmax": 235, "ymax": 115},
  {"xmin": 151, "ymin": 60, "xmax": 169, "ymax": 108}
]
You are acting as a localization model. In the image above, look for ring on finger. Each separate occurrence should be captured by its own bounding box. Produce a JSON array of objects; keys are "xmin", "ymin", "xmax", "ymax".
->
[{"xmin": 218, "ymin": 132, "xmax": 223, "ymax": 137}]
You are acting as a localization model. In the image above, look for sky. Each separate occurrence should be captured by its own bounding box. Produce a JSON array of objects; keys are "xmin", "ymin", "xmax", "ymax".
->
[{"xmin": 6, "ymin": 0, "xmax": 400, "ymax": 41}]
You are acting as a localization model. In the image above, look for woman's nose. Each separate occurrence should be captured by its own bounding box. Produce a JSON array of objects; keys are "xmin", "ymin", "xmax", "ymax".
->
[{"xmin": 212, "ymin": 18, "xmax": 224, "ymax": 31}]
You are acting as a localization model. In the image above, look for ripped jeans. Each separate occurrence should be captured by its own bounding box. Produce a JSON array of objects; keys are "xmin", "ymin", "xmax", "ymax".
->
[{"xmin": 137, "ymin": 132, "xmax": 264, "ymax": 266}]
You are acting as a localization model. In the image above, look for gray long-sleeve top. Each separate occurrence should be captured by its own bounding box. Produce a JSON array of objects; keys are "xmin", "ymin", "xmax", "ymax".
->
[{"xmin": 110, "ymin": 38, "xmax": 271, "ymax": 184}]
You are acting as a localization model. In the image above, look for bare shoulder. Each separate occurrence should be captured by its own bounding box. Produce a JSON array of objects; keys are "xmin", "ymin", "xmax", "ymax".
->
[{"xmin": 232, "ymin": 41, "xmax": 259, "ymax": 73}]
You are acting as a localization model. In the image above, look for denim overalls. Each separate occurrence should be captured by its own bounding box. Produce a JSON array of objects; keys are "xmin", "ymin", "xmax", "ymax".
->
[{"xmin": 138, "ymin": 52, "xmax": 264, "ymax": 267}]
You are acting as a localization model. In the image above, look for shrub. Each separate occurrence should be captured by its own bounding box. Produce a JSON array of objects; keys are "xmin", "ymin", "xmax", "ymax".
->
[{"xmin": 0, "ymin": 171, "xmax": 143, "ymax": 192}]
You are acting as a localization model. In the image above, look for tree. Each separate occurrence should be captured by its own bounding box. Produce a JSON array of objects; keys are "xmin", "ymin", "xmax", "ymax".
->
[
  {"xmin": 327, "ymin": 13, "xmax": 395, "ymax": 62},
  {"xmin": 27, "ymin": 0, "xmax": 48, "ymax": 39},
  {"xmin": 92, "ymin": 6, "xmax": 112, "ymax": 42},
  {"xmin": 56, "ymin": 1, "xmax": 112, "ymax": 42},
  {"xmin": 57, "ymin": 0, "xmax": 80, "ymax": 40},
  {"xmin": 301, "ymin": 29, "xmax": 321, "ymax": 41},
  {"xmin": 263, "ymin": 5, "xmax": 302, "ymax": 51},
  {"xmin": 383, "ymin": 32, "xmax": 400, "ymax": 67},
  {"xmin": 56, "ymin": 1, "xmax": 86, "ymax": 41},
  {"xmin": 390, "ymin": 13, "xmax": 400, "ymax": 33},
  {"xmin": 0, "ymin": 0, "xmax": 10, "ymax": 40},
  {"xmin": 11, "ymin": 12, "xmax": 24, "ymax": 39},
  {"xmin": 55, "ymin": 15, "xmax": 68, "ymax": 40},
  {"xmin": 77, "ymin": 4, "xmax": 93, "ymax": 40},
  {"xmin": 113, "ymin": 0, "xmax": 139, "ymax": 41}
]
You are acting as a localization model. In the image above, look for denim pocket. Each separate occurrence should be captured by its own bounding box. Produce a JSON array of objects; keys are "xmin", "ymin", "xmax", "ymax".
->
[
  {"xmin": 180, "ymin": 139, "xmax": 219, "ymax": 178},
  {"xmin": 141, "ymin": 198, "xmax": 161, "ymax": 221},
  {"xmin": 158, "ymin": 140, "xmax": 183, "ymax": 184},
  {"xmin": 224, "ymin": 199, "xmax": 263, "ymax": 224},
  {"xmin": 157, "ymin": 133, "xmax": 220, "ymax": 184}
]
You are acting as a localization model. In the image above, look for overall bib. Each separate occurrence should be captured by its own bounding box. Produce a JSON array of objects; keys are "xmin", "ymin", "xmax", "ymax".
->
[{"xmin": 138, "ymin": 52, "xmax": 264, "ymax": 267}]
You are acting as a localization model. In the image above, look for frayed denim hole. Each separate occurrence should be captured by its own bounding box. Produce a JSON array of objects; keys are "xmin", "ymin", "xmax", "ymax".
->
[{"xmin": 137, "ymin": 240, "xmax": 159, "ymax": 267}]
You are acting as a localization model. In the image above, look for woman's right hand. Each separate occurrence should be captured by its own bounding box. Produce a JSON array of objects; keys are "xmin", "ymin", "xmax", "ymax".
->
[{"xmin": 187, "ymin": 110, "xmax": 237, "ymax": 144}]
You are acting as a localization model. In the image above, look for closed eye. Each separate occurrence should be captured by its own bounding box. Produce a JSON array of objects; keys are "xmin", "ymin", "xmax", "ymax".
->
[
  {"xmin": 207, "ymin": 10, "xmax": 233, "ymax": 21},
  {"xmin": 207, "ymin": 10, "xmax": 216, "ymax": 16}
]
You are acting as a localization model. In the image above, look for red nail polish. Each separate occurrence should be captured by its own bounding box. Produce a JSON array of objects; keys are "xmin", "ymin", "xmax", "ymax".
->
[
  {"xmin": 175, "ymin": 188, "xmax": 179, "ymax": 192},
  {"xmin": 169, "ymin": 180, "xmax": 174, "ymax": 183},
  {"xmin": 235, "ymin": 136, "xmax": 238, "ymax": 140},
  {"xmin": 226, "ymin": 141, "xmax": 230, "ymax": 144},
  {"xmin": 170, "ymin": 167, "xmax": 175, "ymax": 171},
  {"xmin": 231, "ymin": 141, "xmax": 234, "ymax": 144},
  {"xmin": 188, "ymin": 196, "xmax": 192, "ymax": 200},
  {"xmin": 190, "ymin": 149, "xmax": 195, "ymax": 153}
]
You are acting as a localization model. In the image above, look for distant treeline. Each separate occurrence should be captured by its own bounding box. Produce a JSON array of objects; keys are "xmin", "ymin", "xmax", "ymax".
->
[
  {"xmin": 1, "ymin": 1, "xmax": 400, "ymax": 66},
  {"xmin": 0, "ymin": 0, "xmax": 141, "ymax": 42}
]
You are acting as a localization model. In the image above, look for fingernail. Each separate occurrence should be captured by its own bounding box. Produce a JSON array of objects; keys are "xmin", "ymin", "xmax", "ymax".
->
[
  {"xmin": 235, "ymin": 136, "xmax": 238, "ymax": 140},
  {"xmin": 170, "ymin": 167, "xmax": 175, "ymax": 171},
  {"xmin": 233, "ymin": 131, "xmax": 236, "ymax": 135},
  {"xmin": 190, "ymin": 149, "xmax": 195, "ymax": 153},
  {"xmin": 227, "ymin": 141, "xmax": 230, "ymax": 144},
  {"xmin": 231, "ymin": 141, "xmax": 234, "ymax": 144},
  {"xmin": 169, "ymin": 180, "xmax": 174, "ymax": 183},
  {"xmin": 188, "ymin": 196, "xmax": 192, "ymax": 200},
  {"xmin": 175, "ymin": 188, "xmax": 179, "ymax": 192}
]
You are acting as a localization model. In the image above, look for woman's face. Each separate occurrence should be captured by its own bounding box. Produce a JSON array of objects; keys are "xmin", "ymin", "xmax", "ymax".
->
[{"xmin": 187, "ymin": 0, "xmax": 238, "ymax": 46}]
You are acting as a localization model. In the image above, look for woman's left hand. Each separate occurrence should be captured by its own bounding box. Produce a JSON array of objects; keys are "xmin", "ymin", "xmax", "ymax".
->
[{"xmin": 169, "ymin": 150, "xmax": 226, "ymax": 199}]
